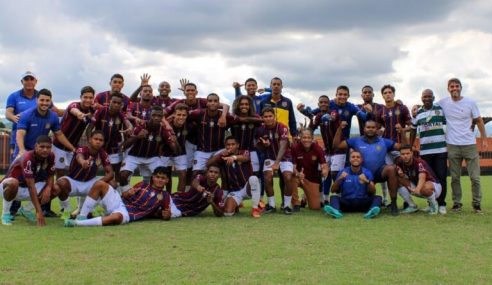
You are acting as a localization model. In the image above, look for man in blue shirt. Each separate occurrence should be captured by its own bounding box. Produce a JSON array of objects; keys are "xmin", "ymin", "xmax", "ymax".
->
[
  {"xmin": 333, "ymin": 119, "xmax": 401, "ymax": 216},
  {"xmin": 324, "ymin": 150, "xmax": 382, "ymax": 219}
]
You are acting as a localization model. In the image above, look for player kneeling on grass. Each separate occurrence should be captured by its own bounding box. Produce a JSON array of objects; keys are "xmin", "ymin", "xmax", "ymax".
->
[
  {"xmin": 52, "ymin": 131, "xmax": 114, "ymax": 219},
  {"xmin": 206, "ymin": 136, "xmax": 262, "ymax": 218},
  {"xmin": 395, "ymin": 145, "xmax": 441, "ymax": 215},
  {"xmin": 1, "ymin": 135, "xmax": 56, "ymax": 226},
  {"xmin": 168, "ymin": 165, "xmax": 225, "ymax": 218},
  {"xmin": 64, "ymin": 167, "xmax": 171, "ymax": 227},
  {"xmin": 324, "ymin": 151, "xmax": 382, "ymax": 219}
]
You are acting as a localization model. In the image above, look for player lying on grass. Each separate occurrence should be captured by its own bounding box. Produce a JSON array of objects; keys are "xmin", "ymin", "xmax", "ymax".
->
[
  {"xmin": 323, "ymin": 150, "xmax": 382, "ymax": 219},
  {"xmin": 64, "ymin": 167, "xmax": 171, "ymax": 227},
  {"xmin": 206, "ymin": 136, "xmax": 262, "ymax": 218},
  {"xmin": 1, "ymin": 135, "xmax": 56, "ymax": 226},
  {"xmin": 395, "ymin": 145, "xmax": 441, "ymax": 215},
  {"xmin": 53, "ymin": 131, "xmax": 114, "ymax": 219},
  {"xmin": 168, "ymin": 165, "xmax": 225, "ymax": 218}
]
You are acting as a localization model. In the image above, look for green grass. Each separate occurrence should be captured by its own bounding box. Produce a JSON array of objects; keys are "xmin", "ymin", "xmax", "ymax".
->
[{"xmin": 1, "ymin": 177, "xmax": 492, "ymax": 284}]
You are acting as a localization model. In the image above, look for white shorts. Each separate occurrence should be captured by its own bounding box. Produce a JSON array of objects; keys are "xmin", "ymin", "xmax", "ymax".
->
[
  {"xmin": 250, "ymin": 151, "xmax": 260, "ymax": 172},
  {"xmin": 108, "ymin": 153, "xmax": 124, "ymax": 164},
  {"xmin": 170, "ymin": 198, "xmax": 182, "ymax": 218},
  {"xmin": 408, "ymin": 182, "xmax": 442, "ymax": 199},
  {"xmin": 185, "ymin": 141, "xmax": 197, "ymax": 168},
  {"xmin": 61, "ymin": 176, "xmax": 98, "ymax": 197},
  {"xmin": 193, "ymin": 150, "xmax": 221, "ymax": 171},
  {"xmin": 263, "ymin": 159, "xmax": 293, "ymax": 173},
  {"xmin": 53, "ymin": 145, "xmax": 74, "ymax": 169},
  {"xmin": 385, "ymin": 151, "xmax": 400, "ymax": 165},
  {"xmin": 0, "ymin": 181, "xmax": 46, "ymax": 201},
  {"xmin": 161, "ymin": 155, "xmax": 188, "ymax": 171},
  {"xmin": 226, "ymin": 184, "xmax": 251, "ymax": 206},
  {"xmin": 121, "ymin": 155, "xmax": 161, "ymax": 177},
  {"xmin": 102, "ymin": 185, "xmax": 130, "ymax": 224},
  {"xmin": 325, "ymin": 154, "xmax": 346, "ymax": 172}
]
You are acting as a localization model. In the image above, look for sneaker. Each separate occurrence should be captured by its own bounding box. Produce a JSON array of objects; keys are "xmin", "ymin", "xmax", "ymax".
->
[
  {"xmin": 283, "ymin": 207, "xmax": 293, "ymax": 215},
  {"xmin": 473, "ymin": 204, "xmax": 483, "ymax": 214},
  {"xmin": 19, "ymin": 207, "xmax": 36, "ymax": 223},
  {"xmin": 300, "ymin": 199, "xmax": 307, "ymax": 208},
  {"xmin": 401, "ymin": 205, "xmax": 419, "ymax": 214},
  {"xmin": 451, "ymin": 203, "xmax": 462, "ymax": 212},
  {"xmin": 60, "ymin": 210, "xmax": 71, "ymax": 220},
  {"xmin": 390, "ymin": 203, "xmax": 399, "ymax": 216},
  {"xmin": 43, "ymin": 209, "xmax": 60, "ymax": 218},
  {"xmin": 438, "ymin": 206, "xmax": 447, "ymax": 215},
  {"xmin": 364, "ymin": 206, "xmax": 381, "ymax": 219},
  {"xmin": 323, "ymin": 205, "xmax": 343, "ymax": 219},
  {"xmin": 402, "ymin": 201, "xmax": 409, "ymax": 210},
  {"xmin": 1, "ymin": 213, "xmax": 14, "ymax": 226},
  {"xmin": 293, "ymin": 205, "xmax": 301, "ymax": 213},
  {"xmin": 64, "ymin": 219, "xmax": 77, "ymax": 227},
  {"xmin": 263, "ymin": 204, "xmax": 276, "ymax": 214},
  {"xmin": 251, "ymin": 208, "xmax": 261, "ymax": 218},
  {"xmin": 75, "ymin": 215, "xmax": 88, "ymax": 221},
  {"xmin": 428, "ymin": 199, "xmax": 438, "ymax": 215}
]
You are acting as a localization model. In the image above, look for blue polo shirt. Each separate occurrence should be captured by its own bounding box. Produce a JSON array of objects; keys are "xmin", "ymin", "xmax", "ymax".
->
[
  {"xmin": 337, "ymin": 166, "xmax": 374, "ymax": 200},
  {"xmin": 14, "ymin": 107, "xmax": 60, "ymax": 156},
  {"xmin": 346, "ymin": 136, "xmax": 395, "ymax": 175},
  {"xmin": 5, "ymin": 89, "xmax": 39, "ymax": 145}
]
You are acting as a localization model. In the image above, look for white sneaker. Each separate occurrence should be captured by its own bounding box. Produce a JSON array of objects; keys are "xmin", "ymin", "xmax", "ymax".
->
[{"xmin": 438, "ymin": 206, "xmax": 447, "ymax": 215}]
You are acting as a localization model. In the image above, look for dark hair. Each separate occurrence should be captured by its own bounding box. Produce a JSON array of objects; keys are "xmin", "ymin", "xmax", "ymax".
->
[
  {"xmin": 299, "ymin": 128, "xmax": 313, "ymax": 137},
  {"xmin": 362, "ymin": 85, "xmax": 373, "ymax": 91},
  {"xmin": 207, "ymin": 164, "xmax": 221, "ymax": 171},
  {"xmin": 224, "ymin": 135, "xmax": 238, "ymax": 143},
  {"xmin": 399, "ymin": 144, "xmax": 413, "ymax": 151},
  {"xmin": 270, "ymin": 77, "xmax": 283, "ymax": 84},
  {"xmin": 233, "ymin": 95, "xmax": 256, "ymax": 116},
  {"xmin": 153, "ymin": 166, "xmax": 169, "ymax": 177},
  {"xmin": 151, "ymin": 105, "xmax": 163, "ymax": 112},
  {"xmin": 110, "ymin": 74, "xmax": 124, "ymax": 82},
  {"xmin": 141, "ymin": 84, "xmax": 152, "ymax": 90},
  {"xmin": 245, "ymin": 78, "xmax": 257, "ymax": 85},
  {"xmin": 174, "ymin": 103, "xmax": 189, "ymax": 112},
  {"xmin": 38, "ymin": 88, "xmax": 52, "ymax": 98},
  {"xmin": 90, "ymin": 130, "xmax": 105, "ymax": 139},
  {"xmin": 110, "ymin": 92, "xmax": 123, "ymax": 100},
  {"xmin": 261, "ymin": 106, "xmax": 275, "ymax": 116},
  {"xmin": 36, "ymin": 135, "xmax": 52, "ymax": 144},
  {"xmin": 364, "ymin": 119, "xmax": 377, "ymax": 127},
  {"xmin": 207, "ymin": 93, "xmax": 219, "ymax": 100},
  {"xmin": 184, "ymin": 82, "xmax": 197, "ymax": 90},
  {"xmin": 447, "ymin": 78, "xmax": 462, "ymax": 88},
  {"xmin": 336, "ymin": 85, "xmax": 350, "ymax": 94},
  {"xmin": 80, "ymin": 86, "xmax": 95, "ymax": 96},
  {"xmin": 319, "ymin": 95, "xmax": 329, "ymax": 101},
  {"xmin": 381, "ymin": 84, "xmax": 395, "ymax": 94}
]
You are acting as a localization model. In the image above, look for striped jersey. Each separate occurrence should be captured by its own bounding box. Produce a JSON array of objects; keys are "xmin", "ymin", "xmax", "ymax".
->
[
  {"xmin": 127, "ymin": 101, "xmax": 152, "ymax": 124},
  {"xmin": 171, "ymin": 175, "xmax": 224, "ymax": 216},
  {"xmin": 68, "ymin": 146, "xmax": 110, "ymax": 182},
  {"xmin": 310, "ymin": 110, "xmax": 340, "ymax": 155},
  {"xmin": 153, "ymin": 96, "xmax": 177, "ymax": 109},
  {"xmin": 123, "ymin": 181, "xmax": 171, "ymax": 222},
  {"xmin": 395, "ymin": 157, "xmax": 438, "ymax": 185},
  {"xmin": 259, "ymin": 94, "xmax": 298, "ymax": 137},
  {"xmin": 216, "ymin": 150, "xmax": 253, "ymax": 191},
  {"xmin": 230, "ymin": 115, "xmax": 261, "ymax": 151},
  {"xmin": 412, "ymin": 104, "xmax": 447, "ymax": 155},
  {"xmin": 91, "ymin": 107, "xmax": 127, "ymax": 154},
  {"xmin": 2, "ymin": 151, "xmax": 55, "ymax": 187},
  {"xmin": 128, "ymin": 122, "xmax": 172, "ymax": 158},
  {"xmin": 94, "ymin": 91, "xmax": 130, "ymax": 112},
  {"xmin": 255, "ymin": 122, "xmax": 292, "ymax": 161},
  {"xmin": 357, "ymin": 102, "xmax": 382, "ymax": 136},
  {"xmin": 376, "ymin": 103, "xmax": 411, "ymax": 143},
  {"xmin": 187, "ymin": 109, "xmax": 235, "ymax": 152},
  {"xmin": 54, "ymin": 102, "xmax": 94, "ymax": 150}
]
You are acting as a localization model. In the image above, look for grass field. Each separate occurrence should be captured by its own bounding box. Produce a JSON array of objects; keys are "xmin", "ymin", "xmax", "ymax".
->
[{"xmin": 0, "ymin": 176, "xmax": 491, "ymax": 285}]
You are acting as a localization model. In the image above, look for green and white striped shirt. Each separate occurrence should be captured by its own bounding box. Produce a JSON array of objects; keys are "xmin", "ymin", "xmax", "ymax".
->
[{"xmin": 412, "ymin": 104, "xmax": 447, "ymax": 155}]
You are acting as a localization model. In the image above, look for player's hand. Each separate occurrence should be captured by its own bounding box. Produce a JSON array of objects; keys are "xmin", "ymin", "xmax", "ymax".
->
[
  {"xmin": 206, "ymin": 192, "xmax": 214, "ymax": 203},
  {"xmin": 363, "ymin": 104, "xmax": 373, "ymax": 113},
  {"xmin": 36, "ymin": 212, "xmax": 46, "ymax": 227},
  {"xmin": 340, "ymin": 121, "xmax": 348, "ymax": 129},
  {"xmin": 358, "ymin": 173, "xmax": 369, "ymax": 184},
  {"xmin": 223, "ymin": 156, "xmax": 235, "ymax": 166},
  {"xmin": 321, "ymin": 167, "xmax": 329, "ymax": 179},
  {"xmin": 77, "ymin": 112, "xmax": 90, "ymax": 121},
  {"xmin": 395, "ymin": 124, "xmax": 403, "ymax": 133},
  {"xmin": 135, "ymin": 118, "xmax": 143, "ymax": 126},
  {"xmin": 257, "ymin": 88, "xmax": 265, "ymax": 94},
  {"xmin": 137, "ymin": 129, "xmax": 148, "ymax": 139},
  {"xmin": 13, "ymin": 114, "xmax": 21, "ymax": 123},
  {"xmin": 298, "ymin": 168, "xmax": 305, "ymax": 184},
  {"xmin": 377, "ymin": 127, "xmax": 385, "ymax": 136},
  {"xmin": 218, "ymin": 116, "xmax": 226, "ymax": 127},
  {"xmin": 196, "ymin": 185, "xmax": 205, "ymax": 193},
  {"xmin": 259, "ymin": 137, "xmax": 270, "ymax": 147},
  {"xmin": 140, "ymin": 73, "xmax": 151, "ymax": 86},
  {"xmin": 161, "ymin": 208, "xmax": 171, "ymax": 220},
  {"xmin": 178, "ymin": 78, "xmax": 189, "ymax": 92},
  {"xmin": 39, "ymin": 186, "xmax": 51, "ymax": 205},
  {"xmin": 121, "ymin": 127, "xmax": 134, "ymax": 136},
  {"xmin": 396, "ymin": 166, "xmax": 404, "ymax": 177},
  {"xmin": 81, "ymin": 157, "xmax": 92, "ymax": 169},
  {"xmin": 271, "ymin": 161, "xmax": 280, "ymax": 172},
  {"xmin": 339, "ymin": 171, "xmax": 348, "ymax": 180},
  {"xmin": 232, "ymin": 82, "xmax": 243, "ymax": 89},
  {"xmin": 297, "ymin": 103, "xmax": 305, "ymax": 112}
]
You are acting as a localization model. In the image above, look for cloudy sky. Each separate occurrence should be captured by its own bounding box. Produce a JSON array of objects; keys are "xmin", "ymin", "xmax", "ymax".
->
[{"xmin": 1, "ymin": 0, "xmax": 492, "ymax": 129}]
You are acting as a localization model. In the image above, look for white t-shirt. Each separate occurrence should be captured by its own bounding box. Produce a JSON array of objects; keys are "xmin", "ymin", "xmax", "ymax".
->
[{"xmin": 438, "ymin": 96, "xmax": 480, "ymax": 145}]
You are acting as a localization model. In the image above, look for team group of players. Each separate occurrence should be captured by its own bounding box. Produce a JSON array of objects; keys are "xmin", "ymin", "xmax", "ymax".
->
[{"xmin": 0, "ymin": 71, "xmax": 486, "ymax": 227}]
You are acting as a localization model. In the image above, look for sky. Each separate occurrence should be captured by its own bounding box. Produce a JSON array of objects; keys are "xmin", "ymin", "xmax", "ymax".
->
[{"xmin": 1, "ymin": 0, "xmax": 492, "ymax": 131}]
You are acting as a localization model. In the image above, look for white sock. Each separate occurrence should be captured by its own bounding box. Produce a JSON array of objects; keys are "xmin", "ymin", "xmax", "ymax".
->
[
  {"xmin": 2, "ymin": 199, "xmax": 13, "ymax": 215},
  {"xmin": 268, "ymin": 196, "xmax": 276, "ymax": 207},
  {"xmin": 76, "ymin": 196, "xmax": 86, "ymax": 211},
  {"xmin": 75, "ymin": 216, "xmax": 103, "ymax": 227},
  {"xmin": 397, "ymin": 187, "xmax": 416, "ymax": 207},
  {"xmin": 382, "ymin": 183, "xmax": 389, "ymax": 200},
  {"xmin": 80, "ymin": 197, "xmax": 98, "ymax": 217},
  {"xmin": 249, "ymin": 176, "xmax": 260, "ymax": 209},
  {"xmin": 60, "ymin": 198, "xmax": 71, "ymax": 212},
  {"xmin": 283, "ymin": 195, "xmax": 292, "ymax": 208}
]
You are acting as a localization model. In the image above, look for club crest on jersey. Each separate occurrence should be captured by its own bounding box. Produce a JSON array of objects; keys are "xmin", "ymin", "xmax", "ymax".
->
[
  {"xmin": 376, "ymin": 145, "xmax": 382, "ymax": 151},
  {"xmin": 59, "ymin": 157, "xmax": 64, "ymax": 163},
  {"xmin": 157, "ymin": 193, "xmax": 163, "ymax": 201},
  {"xmin": 156, "ymin": 136, "xmax": 162, "ymax": 142},
  {"xmin": 96, "ymin": 158, "xmax": 101, "ymax": 166},
  {"xmin": 395, "ymin": 109, "xmax": 401, "ymax": 116},
  {"xmin": 282, "ymin": 101, "xmax": 288, "ymax": 107},
  {"xmin": 312, "ymin": 155, "xmax": 317, "ymax": 161},
  {"xmin": 435, "ymin": 110, "xmax": 440, "ymax": 116},
  {"xmin": 388, "ymin": 111, "xmax": 393, "ymax": 117},
  {"xmin": 344, "ymin": 110, "xmax": 349, "ymax": 117},
  {"xmin": 210, "ymin": 122, "xmax": 215, "ymax": 127},
  {"xmin": 183, "ymin": 130, "xmax": 188, "ymax": 136},
  {"xmin": 115, "ymin": 118, "xmax": 121, "ymax": 125}
]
